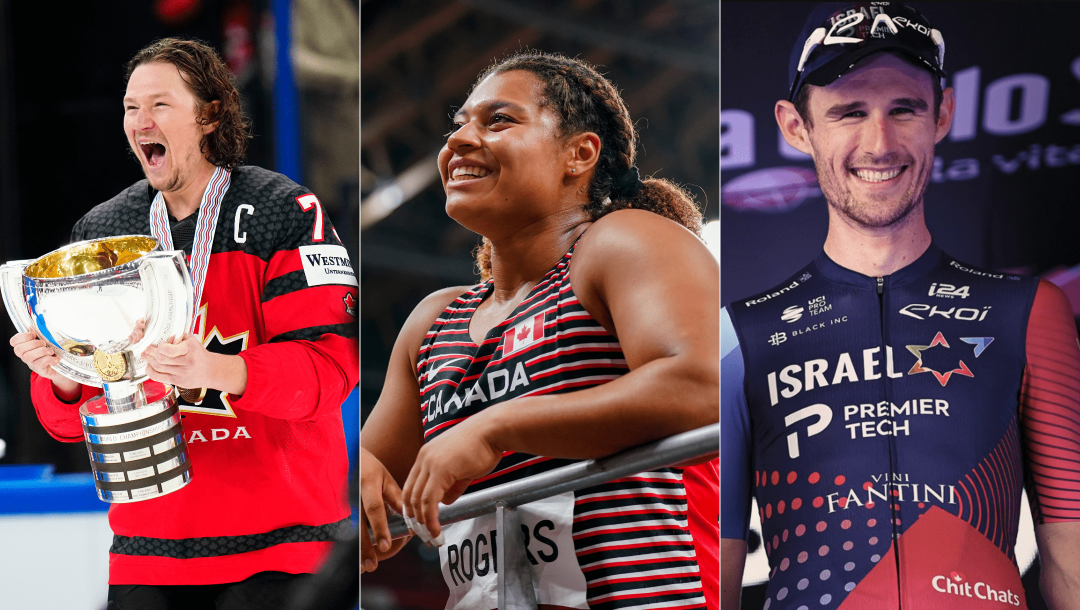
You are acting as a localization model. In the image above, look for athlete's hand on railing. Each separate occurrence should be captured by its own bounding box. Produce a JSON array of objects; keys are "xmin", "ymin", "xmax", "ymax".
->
[
  {"xmin": 361, "ymin": 447, "xmax": 410, "ymax": 573},
  {"xmin": 9, "ymin": 332, "xmax": 81, "ymax": 402},
  {"xmin": 401, "ymin": 413, "xmax": 503, "ymax": 540}
]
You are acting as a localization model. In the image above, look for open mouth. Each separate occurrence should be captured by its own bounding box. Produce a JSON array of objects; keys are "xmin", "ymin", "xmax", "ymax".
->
[
  {"xmin": 139, "ymin": 141, "xmax": 166, "ymax": 167},
  {"xmin": 851, "ymin": 166, "xmax": 906, "ymax": 183},
  {"xmin": 450, "ymin": 165, "xmax": 491, "ymax": 181}
]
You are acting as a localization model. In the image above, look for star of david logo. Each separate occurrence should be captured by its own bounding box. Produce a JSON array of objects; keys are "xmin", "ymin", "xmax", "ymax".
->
[{"xmin": 907, "ymin": 331, "xmax": 975, "ymax": 386}]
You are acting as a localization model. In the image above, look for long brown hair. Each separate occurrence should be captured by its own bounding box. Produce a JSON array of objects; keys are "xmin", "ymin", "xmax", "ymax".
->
[
  {"xmin": 126, "ymin": 38, "xmax": 251, "ymax": 170},
  {"xmin": 470, "ymin": 51, "xmax": 703, "ymax": 280}
]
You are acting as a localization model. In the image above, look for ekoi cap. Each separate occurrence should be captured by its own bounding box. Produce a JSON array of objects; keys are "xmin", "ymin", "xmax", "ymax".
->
[{"xmin": 787, "ymin": 2, "xmax": 946, "ymax": 101}]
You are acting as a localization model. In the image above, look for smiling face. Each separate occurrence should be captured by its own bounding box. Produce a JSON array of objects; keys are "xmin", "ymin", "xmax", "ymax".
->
[
  {"xmin": 438, "ymin": 70, "xmax": 575, "ymax": 238},
  {"xmin": 123, "ymin": 61, "xmax": 216, "ymax": 194},
  {"xmin": 799, "ymin": 53, "xmax": 952, "ymax": 228}
]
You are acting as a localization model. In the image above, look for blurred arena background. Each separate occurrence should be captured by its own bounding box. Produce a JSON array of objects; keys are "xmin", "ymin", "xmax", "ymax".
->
[
  {"xmin": 0, "ymin": 1, "xmax": 358, "ymax": 607},
  {"xmin": 360, "ymin": 0, "xmax": 718, "ymax": 608},
  {"xmin": 722, "ymin": 3, "xmax": 1080, "ymax": 609}
]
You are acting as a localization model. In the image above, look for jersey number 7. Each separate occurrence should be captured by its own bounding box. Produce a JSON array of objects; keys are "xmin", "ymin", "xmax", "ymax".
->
[{"xmin": 295, "ymin": 194, "xmax": 325, "ymax": 243}]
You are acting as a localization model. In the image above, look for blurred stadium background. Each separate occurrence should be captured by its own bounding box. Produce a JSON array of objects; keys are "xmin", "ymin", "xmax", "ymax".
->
[
  {"xmin": 360, "ymin": 0, "xmax": 717, "ymax": 608},
  {"xmin": 0, "ymin": 1, "xmax": 358, "ymax": 608}
]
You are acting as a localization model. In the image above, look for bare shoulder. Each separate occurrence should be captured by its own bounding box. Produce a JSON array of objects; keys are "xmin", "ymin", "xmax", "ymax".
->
[
  {"xmin": 573, "ymin": 209, "xmax": 717, "ymax": 277},
  {"xmin": 571, "ymin": 210, "xmax": 717, "ymax": 334},
  {"xmin": 396, "ymin": 285, "xmax": 477, "ymax": 366},
  {"xmin": 412, "ymin": 285, "xmax": 474, "ymax": 320},
  {"xmin": 365, "ymin": 284, "xmax": 473, "ymax": 479}
]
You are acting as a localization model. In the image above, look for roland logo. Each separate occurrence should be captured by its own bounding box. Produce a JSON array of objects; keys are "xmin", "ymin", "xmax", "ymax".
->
[{"xmin": 745, "ymin": 280, "xmax": 801, "ymax": 307}]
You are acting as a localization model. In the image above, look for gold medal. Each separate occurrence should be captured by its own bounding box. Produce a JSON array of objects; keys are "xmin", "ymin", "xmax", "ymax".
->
[
  {"xmin": 177, "ymin": 386, "xmax": 207, "ymax": 404},
  {"xmin": 92, "ymin": 351, "xmax": 128, "ymax": 382}
]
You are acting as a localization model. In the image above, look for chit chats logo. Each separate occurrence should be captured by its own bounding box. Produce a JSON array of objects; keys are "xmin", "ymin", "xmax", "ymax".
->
[{"xmin": 932, "ymin": 572, "xmax": 1022, "ymax": 606}]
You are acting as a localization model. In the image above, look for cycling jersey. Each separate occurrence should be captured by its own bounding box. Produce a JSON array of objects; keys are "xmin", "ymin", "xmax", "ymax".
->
[{"xmin": 721, "ymin": 244, "xmax": 1080, "ymax": 609}]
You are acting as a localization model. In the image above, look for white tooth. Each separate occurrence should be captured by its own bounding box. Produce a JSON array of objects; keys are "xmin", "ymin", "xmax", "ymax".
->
[
  {"xmin": 855, "ymin": 168, "xmax": 901, "ymax": 183},
  {"xmin": 452, "ymin": 166, "xmax": 491, "ymax": 180}
]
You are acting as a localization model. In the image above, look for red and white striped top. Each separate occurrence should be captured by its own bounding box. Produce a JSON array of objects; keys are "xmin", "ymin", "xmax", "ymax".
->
[{"xmin": 418, "ymin": 243, "xmax": 707, "ymax": 610}]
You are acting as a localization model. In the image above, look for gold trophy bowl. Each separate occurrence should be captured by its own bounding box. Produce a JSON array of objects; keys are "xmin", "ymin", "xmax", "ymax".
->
[{"xmin": 1, "ymin": 236, "xmax": 195, "ymax": 502}]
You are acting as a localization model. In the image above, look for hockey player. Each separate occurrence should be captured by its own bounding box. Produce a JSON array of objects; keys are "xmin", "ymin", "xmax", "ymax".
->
[{"xmin": 10, "ymin": 38, "xmax": 358, "ymax": 609}]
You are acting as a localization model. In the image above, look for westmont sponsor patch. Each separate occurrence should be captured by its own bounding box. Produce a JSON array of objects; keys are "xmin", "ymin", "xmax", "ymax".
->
[{"xmin": 299, "ymin": 244, "xmax": 358, "ymax": 287}]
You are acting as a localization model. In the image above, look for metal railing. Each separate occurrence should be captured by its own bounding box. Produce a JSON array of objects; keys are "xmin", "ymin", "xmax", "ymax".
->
[{"xmin": 382, "ymin": 423, "xmax": 719, "ymax": 610}]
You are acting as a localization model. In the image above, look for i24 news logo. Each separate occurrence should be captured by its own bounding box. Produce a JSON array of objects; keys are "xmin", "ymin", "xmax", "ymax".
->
[{"xmin": 929, "ymin": 283, "xmax": 970, "ymax": 299}]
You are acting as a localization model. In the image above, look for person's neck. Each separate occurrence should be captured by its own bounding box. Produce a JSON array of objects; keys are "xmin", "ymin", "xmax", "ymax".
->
[
  {"xmin": 487, "ymin": 208, "xmax": 591, "ymax": 305},
  {"xmin": 161, "ymin": 163, "xmax": 218, "ymax": 221},
  {"xmin": 822, "ymin": 203, "xmax": 932, "ymax": 277}
]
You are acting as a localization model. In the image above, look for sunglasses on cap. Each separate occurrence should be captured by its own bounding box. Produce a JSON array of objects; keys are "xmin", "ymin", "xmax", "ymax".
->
[{"xmin": 787, "ymin": 2, "xmax": 946, "ymax": 102}]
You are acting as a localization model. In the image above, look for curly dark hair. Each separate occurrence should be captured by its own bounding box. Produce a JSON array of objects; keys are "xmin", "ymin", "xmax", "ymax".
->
[
  {"xmin": 468, "ymin": 51, "xmax": 704, "ymax": 280},
  {"xmin": 126, "ymin": 38, "xmax": 251, "ymax": 170}
]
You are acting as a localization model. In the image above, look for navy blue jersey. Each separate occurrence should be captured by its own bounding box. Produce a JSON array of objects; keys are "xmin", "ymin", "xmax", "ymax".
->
[{"xmin": 721, "ymin": 244, "xmax": 1080, "ymax": 609}]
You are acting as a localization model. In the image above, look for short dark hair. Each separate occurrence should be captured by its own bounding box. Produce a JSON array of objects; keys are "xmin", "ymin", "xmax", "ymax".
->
[
  {"xmin": 792, "ymin": 53, "xmax": 943, "ymax": 130},
  {"xmin": 126, "ymin": 38, "xmax": 251, "ymax": 170}
]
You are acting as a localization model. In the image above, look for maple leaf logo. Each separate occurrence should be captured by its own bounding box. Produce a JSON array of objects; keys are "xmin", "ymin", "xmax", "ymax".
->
[
  {"xmin": 343, "ymin": 292, "xmax": 357, "ymax": 317},
  {"xmin": 502, "ymin": 312, "xmax": 546, "ymax": 357},
  {"xmin": 178, "ymin": 328, "xmax": 247, "ymax": 417}
]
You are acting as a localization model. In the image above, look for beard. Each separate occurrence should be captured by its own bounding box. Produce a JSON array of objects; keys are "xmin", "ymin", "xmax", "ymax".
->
[
  {"xmin": 130, "ymin": 140, "xmax": 194, "ymax": 192},
  {"xmin": 144, "ymin": 167, "xmax": 182, "ymax": 193},
  {"xmin": 129, "ymin": 143, "xmax": 183, "ymax": 193},
  {"xmin": 815, "ymin": 150, "xmax": 934, "ymax": 229}
]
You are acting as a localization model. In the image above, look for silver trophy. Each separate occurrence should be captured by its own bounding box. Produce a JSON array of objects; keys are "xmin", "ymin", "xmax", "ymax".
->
[{"xmin": 0, "ymin": 235, "xmax": 195, "ymax": 502}]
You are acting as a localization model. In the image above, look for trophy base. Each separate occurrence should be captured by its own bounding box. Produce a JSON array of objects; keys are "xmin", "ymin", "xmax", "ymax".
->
[{"xmin": 80, "ymin": 381, "xmax": 192, "ymax": 503}]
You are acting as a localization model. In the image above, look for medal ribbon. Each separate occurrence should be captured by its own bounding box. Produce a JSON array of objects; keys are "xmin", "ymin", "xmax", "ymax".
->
[{"xmin": 148, "ymin": 166, "xmax": 232, "ymax": 333}]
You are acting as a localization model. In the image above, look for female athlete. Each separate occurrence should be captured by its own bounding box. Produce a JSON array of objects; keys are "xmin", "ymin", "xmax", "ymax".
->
[{"xmin": 360, "ymin": 51, "xmax": 719, "ymax": 610}]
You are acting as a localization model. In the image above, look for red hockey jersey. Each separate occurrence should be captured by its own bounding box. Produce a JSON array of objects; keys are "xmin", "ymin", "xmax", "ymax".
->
[{"xmin": 29, "ymin": 166, "xmax": 359, "ymax": 585}]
